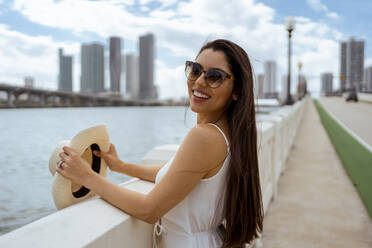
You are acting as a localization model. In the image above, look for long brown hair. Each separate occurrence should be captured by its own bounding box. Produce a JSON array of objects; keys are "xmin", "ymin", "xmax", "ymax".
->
[{"xmin": 198, "ymin": 39, "xmax": 263, "ymax": 247}]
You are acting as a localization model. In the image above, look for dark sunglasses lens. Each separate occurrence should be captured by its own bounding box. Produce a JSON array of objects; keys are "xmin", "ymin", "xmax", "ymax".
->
[
  {"xmin": 186, "ymin": 62, "xmax": 201, "ymax": 80},
  {"xmin": 205, "ymin": 70, "xmax": 224, "ymax": 87}
]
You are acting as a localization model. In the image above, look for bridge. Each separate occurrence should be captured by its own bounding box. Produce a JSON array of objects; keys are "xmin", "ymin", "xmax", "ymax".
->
[
  {"xmin": 0, "ymin": 83, "xmax": 173, "ymax": 108},
  {"xmin": 0, "ymin": 95, "xmax": 371, "ymax": 247}
]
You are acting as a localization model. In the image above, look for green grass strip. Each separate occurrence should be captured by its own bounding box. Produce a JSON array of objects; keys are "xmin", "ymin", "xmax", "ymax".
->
[{"xmin": 314, "ymin": 99, "xmax": 372, "ymax": 218}]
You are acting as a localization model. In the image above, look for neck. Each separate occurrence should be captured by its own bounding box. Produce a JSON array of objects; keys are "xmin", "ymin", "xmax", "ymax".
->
[{"xmin": 197, "ymin": 112, "xmax": 227, "ymax": 125}]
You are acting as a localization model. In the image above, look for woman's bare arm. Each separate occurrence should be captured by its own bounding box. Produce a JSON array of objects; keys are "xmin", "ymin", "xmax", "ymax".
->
[
  {"xmin": 93, "ymin": 144, "xmax": 164, "ymax": 183},
  {"xmin": 113, "ymin": 162, "xmax": 163, "ymax": 183},
  {"xmin": 57, "ymin": 124, "xmax": 227, "ymax": 224}
]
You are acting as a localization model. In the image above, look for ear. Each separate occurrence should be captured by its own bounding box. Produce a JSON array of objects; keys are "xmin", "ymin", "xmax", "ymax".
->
[{"xmin": 232, "ymin": 93, "xmax": 238, "ymax": 101}]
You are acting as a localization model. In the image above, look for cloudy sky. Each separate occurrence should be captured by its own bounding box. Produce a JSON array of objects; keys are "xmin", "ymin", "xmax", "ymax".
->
[{"xmin": 0, "ymin": 0, "xmax": 371, "ymax": 99}]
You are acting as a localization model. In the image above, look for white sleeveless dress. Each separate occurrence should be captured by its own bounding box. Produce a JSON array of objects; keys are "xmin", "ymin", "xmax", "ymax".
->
[{"xmin": 153, "ymin": 123, "xmax": 230, "ymax": 248}]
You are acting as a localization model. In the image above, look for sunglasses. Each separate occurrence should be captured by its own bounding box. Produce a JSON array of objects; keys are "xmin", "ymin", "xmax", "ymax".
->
[{"xmin": 185, "ymin": 61, "xmax": 234, "ymax": 88}]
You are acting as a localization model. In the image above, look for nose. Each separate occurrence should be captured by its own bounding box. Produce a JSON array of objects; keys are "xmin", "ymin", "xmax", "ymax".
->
[{"xmin": 194, "ymin": 71, "xmax": 208, "ymax": 88}]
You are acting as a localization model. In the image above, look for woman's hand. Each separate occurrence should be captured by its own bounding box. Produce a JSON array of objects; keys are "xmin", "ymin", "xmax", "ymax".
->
[
  {"xmin": 56, "ymin": 146, "xmax": 96, "ymax": 186},
  {"xmin": 93, "ymin": 143, "xmax": 122, "ymax": 172}
]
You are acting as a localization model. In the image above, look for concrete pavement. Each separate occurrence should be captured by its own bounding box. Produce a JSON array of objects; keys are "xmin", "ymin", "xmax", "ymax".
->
[
  {"xmin": 261, "ymin": 100, "xmax": 372, "ymax": 248},
  {"xmin": 318, "ymin": 96, "xmax": 372, "ymax": 147}
]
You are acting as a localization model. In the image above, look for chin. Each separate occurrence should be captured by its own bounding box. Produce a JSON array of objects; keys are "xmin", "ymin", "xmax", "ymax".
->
[{"xmin": 189, "ymin": 102, "xmax": 200, "ymax": 113}]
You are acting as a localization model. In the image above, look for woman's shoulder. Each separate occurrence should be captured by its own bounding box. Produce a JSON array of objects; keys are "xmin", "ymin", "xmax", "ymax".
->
[{"xmin": 184, "ymin": 124, "xmax": 228, "ymax": 155}]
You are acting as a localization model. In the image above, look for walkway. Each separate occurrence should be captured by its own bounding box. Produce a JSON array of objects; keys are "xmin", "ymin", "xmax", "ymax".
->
[
  {"xmin": 318, "ymin": 96, "xmax": 372, "ymax": 147},
  {"xmin": 261, "ymin": 100, "xmax": 372, "ymax": 247}
]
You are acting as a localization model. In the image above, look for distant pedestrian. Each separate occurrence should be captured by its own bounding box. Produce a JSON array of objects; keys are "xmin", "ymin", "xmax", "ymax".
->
[{"xmin": 56, "ymin": 39, "xmax": 263, "ymax": 248}]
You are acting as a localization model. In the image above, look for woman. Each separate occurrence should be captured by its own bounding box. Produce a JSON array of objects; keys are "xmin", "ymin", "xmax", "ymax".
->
[{"xmin": 56, "ymin": 39, "xmax": 263, "ymax": 247}]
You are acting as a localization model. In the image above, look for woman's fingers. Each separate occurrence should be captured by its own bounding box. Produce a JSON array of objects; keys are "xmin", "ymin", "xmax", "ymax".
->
[
  {"xmin": 110, "ymin": 143, "xmax": 116, "ymax": 152},
  {"xmin": 58, "ymin": 152, "xmax": 70, "ymax": 162},
  {"xmin": 93, "ymin": 150, "xmax": 107, "ymax": 159},
  {"xmin": 62, "ymin": 146, "xmax": 78, "ymax": 156}
]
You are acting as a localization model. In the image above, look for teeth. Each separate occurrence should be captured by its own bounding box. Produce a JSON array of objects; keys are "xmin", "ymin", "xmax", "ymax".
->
[{"xmin": 193, "ymin": 91, "xmax": 210, "ymax": 99}]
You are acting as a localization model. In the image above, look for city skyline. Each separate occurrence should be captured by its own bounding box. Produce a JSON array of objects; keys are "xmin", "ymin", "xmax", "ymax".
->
[
  {"xmin": 0, "ymin": 0, "xmax": 371, "ymax": 99},
  {"xmin": 364, "ymin": 66, "xmax": 372, "ymax": 91},
  {"xmin": 58, "ymin": 48, "xmax": 73, "ymax": 92},
  {"xmin": 109, "ymin": 37, "xmax": 122, "ymax": 93},
  {"xmin": 321, "ymin": 72, "xmax": 333, "ymax": 95},
  {"xmin": 80, "ymin": 42, "xmax": 105, "ymax": 93},
  {"xmin": 344, "ymin": 38, "xmax": 365, "ymax": 92},
  {"xmin": 139, "ymin": 33, "xmax": 156, "ymax": 100},
  {"xmin": 263, "ymin": 61, "xmax": 277, "ymax": 98}
]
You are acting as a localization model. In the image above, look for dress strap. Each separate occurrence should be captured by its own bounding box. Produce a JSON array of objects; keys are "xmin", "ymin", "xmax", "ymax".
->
[{"xmin": 208, "ymin": 123, "xmax": 230, "ymax": 148}]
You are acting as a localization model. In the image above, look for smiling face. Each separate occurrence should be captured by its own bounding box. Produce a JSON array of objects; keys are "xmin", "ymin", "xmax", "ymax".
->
[{"xmin": 187, "ymin": 48, "xmax": 236, "ymax": 123}]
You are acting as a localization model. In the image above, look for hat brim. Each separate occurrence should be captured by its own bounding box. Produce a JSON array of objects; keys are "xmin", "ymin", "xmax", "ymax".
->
[{"xmin": 48, "ymin": 125, "xmax": 110, "ymax": 210}]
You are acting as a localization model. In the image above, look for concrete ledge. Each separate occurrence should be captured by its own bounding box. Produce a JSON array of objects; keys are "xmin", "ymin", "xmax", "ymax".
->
[
  {"xmin": 142, "ymin": 144, "xmax": 179, "ymax": 166},
  {"xmin": 0, "ymin": 179, "xmax": 155, "ymax": 248}
]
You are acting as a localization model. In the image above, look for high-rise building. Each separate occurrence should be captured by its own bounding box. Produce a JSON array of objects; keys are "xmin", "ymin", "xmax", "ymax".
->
[
  {"xmin": 139, "ymin": 33, "xmax": 155, "ymax": 100},
  {"xmin": 342, "ymin": 38, "xmax": 365, "ymax": 92},
  {"xmin": 339, "ymin": 42, "xmax": 347, "ymax": 92},
  {"xmin": 58, "ymin": 48, "xmax": 73, "ymax": 92},
  {"xmin": 364, "ymin": 66, "xmax": 372, "ymax": 91},
  {"xmin": 81, "ymin": 43, "xmax": 105, "ymax": 93},
  {"xmin": 280, "ymin": 74, "xmax": 288, "ymax": 102},
  {"xmin": 109, "ymin": 37, "xmax": 122, "ymax": 93},
  {"xmin": 263, "ymin": 61, "xmax": 277, "ymax": 98},
  {"xmin": 321, "ymin": 72, "xmax": 333, "ymax": 95},
  {"xmin": 255, "ymin": 74, "xmax": 264, "ymax": 98},
  {"xmin": 125, "ymin": 54, "xmax": 139, "ymax": 99},
  {"xmin": 24, "ymin": 76, "xmax": 34, "ymax": 88},
  {"xmin": 297, "ymin": 75, "xmax": 306, "ymax": 98}
]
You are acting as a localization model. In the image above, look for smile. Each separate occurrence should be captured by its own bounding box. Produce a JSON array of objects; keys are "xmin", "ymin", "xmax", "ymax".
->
[{"xmin": 192, "ymin": 90, "xmax": 211, "ymax": 100}]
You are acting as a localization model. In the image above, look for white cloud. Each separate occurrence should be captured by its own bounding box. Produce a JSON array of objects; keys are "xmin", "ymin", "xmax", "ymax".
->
[
  {"xmin": 326, "ymin": 12, "xmax": 339, "ymax": 20},
  {"xmin": 0, "ymin": 24, "xmax": 79, "ymax": 90},
  {"xmin": 366, "ymin": 58, "xmax": 372, "ymax": 67},
  {"xmin": 306, "ymin": 0, "xmax": 340, "ymax": 20},
  {"xmin": 4, "ymin": 0, "xmax": 349, "ymax": 98},
  {"xmin": 307, "ymin": 0, "xmax": 328, "ymax": 12},
  {"xmin": 139, "ymin": 0, "xmax": 154, "ymax": 4},
  {"xmin": 155, "ymin": 60, "xmax": 187, "ymax": 99}
]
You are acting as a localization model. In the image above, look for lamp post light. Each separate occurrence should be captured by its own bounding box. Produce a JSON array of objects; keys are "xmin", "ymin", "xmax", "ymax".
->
[{"xmin": 285, "ymin": 16, "xmax": 295, "ymax": 105}]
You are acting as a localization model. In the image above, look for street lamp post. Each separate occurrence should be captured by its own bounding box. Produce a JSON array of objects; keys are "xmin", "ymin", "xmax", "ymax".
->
[
  {"xmin": 285, "ymin": 16, "xmax": 295, "ymax": 105},
  {"xmin": 298, "ymin": 61, "xmax": 302, "ymax": 99}
]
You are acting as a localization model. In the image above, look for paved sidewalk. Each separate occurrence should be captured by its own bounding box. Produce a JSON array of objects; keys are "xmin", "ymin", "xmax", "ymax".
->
[
  {"xmin": 261, "ymin": 100, "xmax": 372, "ymax": 248},
  {"xmin": 318, "ymin": 97, "xmax": 372, "ymax": 147}
]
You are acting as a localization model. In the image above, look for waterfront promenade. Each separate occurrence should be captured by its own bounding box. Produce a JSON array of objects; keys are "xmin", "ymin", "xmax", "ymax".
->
[{"xmin": 261, "ymin": 100, "xmax": 372, "ymax": 247}]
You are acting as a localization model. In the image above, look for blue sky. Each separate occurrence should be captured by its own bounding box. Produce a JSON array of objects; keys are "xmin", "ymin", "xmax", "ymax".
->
[{"xmin": 0, "ymin": 0, "xmax": 371, "ymax": 99}]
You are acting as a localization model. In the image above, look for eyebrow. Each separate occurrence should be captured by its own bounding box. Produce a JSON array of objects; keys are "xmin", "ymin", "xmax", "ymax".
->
[{"xmin": 195, "ymin": 61, "xmax": 230, "ymax": 73}]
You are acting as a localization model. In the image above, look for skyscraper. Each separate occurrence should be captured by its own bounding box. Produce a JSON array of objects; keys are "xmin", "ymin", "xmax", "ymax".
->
[
  {"xmin": 80, "ymin": 43, "xmax": 105, "ymax": 93},
  {"xmin": 255, "ymin": 74, "xmax": 264, "ymax": 98},
  {"xmin": 263, "ymin": 61, "xmax": 277, "ymax": 98},
  {"xmin": 24, "ymin": 76, "xmax": 34, "ymax": 88},
  {"xmin": 364, "ymin": 66, "xmax": 372, "ymax": 91},
  {"xmin": 280, "ymin": 74, "xmax": 288, "ymax": 102},
  {"xmin": 340, "ymin": 38, "xmax": 365, "ymax": 92},
  {"xmin": 125, "ymin": 53, "xmax": 139, "ymax": 99},
  {"xmin": 321, "ymin": 72, "xmax": 333, "ymax": 95},
  {"xmin": 339, "ymin": 42, "xmax": 347, "ymax": 92},
  {"xmin": 139, "ymin": 33, "xmax": 155, "ymax": 100},
  {"xmin": 58, "ymin": 48, "xmax": 73, "ymax": 92},
  {"xmin": 109, "ymin": 37, "xmax": 122, "ymax": 93}
]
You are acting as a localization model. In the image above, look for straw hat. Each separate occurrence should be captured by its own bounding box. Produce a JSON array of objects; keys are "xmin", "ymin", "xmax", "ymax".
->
[{"xmin": 48, "ymin": 125, "xmax": 110, "ymax": 210}]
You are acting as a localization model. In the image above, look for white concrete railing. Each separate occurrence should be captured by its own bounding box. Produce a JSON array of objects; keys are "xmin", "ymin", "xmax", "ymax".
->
[{"xmin": 0, "ymin": 97, "xmax": 309, "ymax": 248}]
